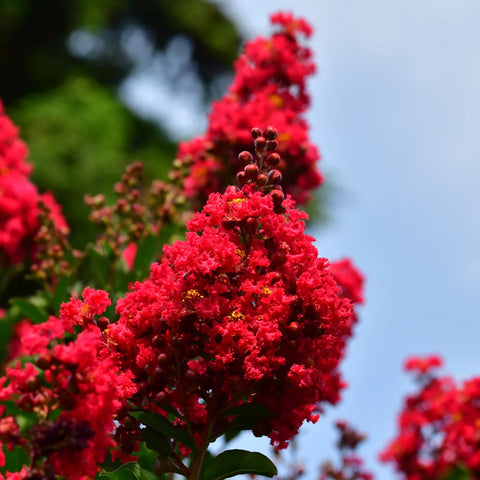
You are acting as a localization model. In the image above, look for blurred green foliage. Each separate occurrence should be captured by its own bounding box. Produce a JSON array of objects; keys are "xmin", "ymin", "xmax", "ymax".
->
[{"xmin": 0, "ymin": 0, "xmax": 242, "ymax": 247}]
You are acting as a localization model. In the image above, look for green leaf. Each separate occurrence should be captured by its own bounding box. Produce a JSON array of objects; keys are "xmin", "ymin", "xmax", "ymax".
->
[
  {"xmin": 444, "ymin": 464, "xmax": 472, "ymax": 480},
  {"xmin": 53, "ymin": 275, "xmax": 71, "ymax": 311},
  {"xmin": 200, "ymin": 449, "xmax": 277, "ymax": 480},
  {"xmin": 1, "ymin": 446, "xmax": 29, "ymax": 474},
  {"xmin": 132, "ymin": 234, "xmax": 157, "ymax": 278},
  {"xmin": 220, "ymin": 403, "xmax": 275, "ymax": 418},
  {"xmin": 99, "ymin": 462, "xmax": 157, "ymax": 480},
  {"xmin": 86, "ymin": 244, "xmax": 111, "ymax": 286},
  {"xmin": 130, "ymin": 411, "xmax": 197, "ymax": 452},
  {"xmin": 10, "ymin": 298, "xmax": 49, "ymax": 323},
  {"xmin": 141, "ymin": 426, "xmax": 173, "ymax": 456}
]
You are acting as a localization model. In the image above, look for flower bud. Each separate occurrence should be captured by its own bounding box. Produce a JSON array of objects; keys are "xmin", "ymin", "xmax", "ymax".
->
[
  {"xmin": 251, "ymin": 127, "xmax": 262, "ymax": 139},
  {"xmin": 236, "ymin": 171, "xmax": 247, "ymax": 184},
  {"xmin": 266, "ymin": 153, "xmax": 281, "ymax": 167},
  {"xmin": 267, "ymin": 169, "xmax": 283, "ymax": 185},
  {"xmin": 263, "ymin": 126, "xmax": 278, "ymax": 140},
  {"xmin": 266, "ymin": 139, "xmax": 279, "ymax": 151},
  {"xmin": 238, "ymin": 151, "xmax": 254, "ymax": 164},
  {"xmin": 256, "ymin": 174, "xmax": 268, "ymax": 186},
  {"xmin": 254, "ymin": 136, "xmax": 267, "ymax": 152},
  {"xmin": 271, "ymin": 189, "xmax": 284, "ymax": 206},
  {"xmin": 244, "ymin": 163, "xmax": 259, "ymax": 180}
]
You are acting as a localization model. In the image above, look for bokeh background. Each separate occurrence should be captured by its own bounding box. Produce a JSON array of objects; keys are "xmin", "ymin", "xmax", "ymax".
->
[{"xmin": 2, "ymin": 1, "xmax": 480, "ymax": 478}]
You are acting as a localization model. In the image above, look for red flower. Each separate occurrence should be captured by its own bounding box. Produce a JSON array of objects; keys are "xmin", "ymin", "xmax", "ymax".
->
[
  {"xmin": 110, "ymin": 179, "xmax": 355, "ymax": 451},
  {"xmin": 0, "ymin": 291, "xmax": 134, "ymax": 479},
  {"xmin": 381, "ymin": 356, "xmax": 480, "ymax": 479},
  {"xmin": 177, "ymin": 12, "xmax": 322, "ymax": 207},
  {"xmin": 0, "ymin": 102, "xmax": 68, "ymax": 265}
]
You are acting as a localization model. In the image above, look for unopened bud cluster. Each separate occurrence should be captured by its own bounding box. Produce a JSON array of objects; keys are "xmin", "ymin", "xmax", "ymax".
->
[
  {"xmin": 30, "ymin": 200, "xmax": 71, "ymax": 290},
  {"xmin": 236, "ymin": 126, "xmax": 286, "ymax": 214}
]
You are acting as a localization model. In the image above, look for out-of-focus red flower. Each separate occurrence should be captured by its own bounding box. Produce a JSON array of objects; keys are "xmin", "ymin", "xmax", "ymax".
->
[
  {"xmin": 381, "ymin": 356, "xmax": 480, "ymax": 479},
  {"xmin": 178, "ymin": 12, "xmax": 322, "ymax": 208},
  {"xmin": 0, "ymin": 102, "xmax": 68, "ymax": 266}
]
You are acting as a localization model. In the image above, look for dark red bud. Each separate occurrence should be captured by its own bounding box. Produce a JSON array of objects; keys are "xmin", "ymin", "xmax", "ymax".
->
[
  {"xmin": 35, "ymin": 354, "xmax": 52, "ymax": 371},
  {"xmin": 263, "ymin": 126, "xmax": 278, "ymax": 140},
  {"xmin": 236, "ymin": 171, "xmax": 247, "ymax": 184},
  {"xmin": 254, "ymin": 136, "xmax": 267, "ymax": 152},
  {"xmin": 157, "ymin": 353, "xmax": 170, "ymax": 365},
  {"xmin": 238, "ymin": 151, "xmax": 254, "ymax": 164},
  {"xmin": 152, "ymin": 335, "xmax": 164, "ymax": 349},
  {"xmin": 271, "ymin": 189, "xmax": 284, "ymax": 206},
  {"xmin": 185, "ymin": 369, "xmax": 200, "ymax": 384},
  {"xmin": 287, "ymin": 321, "xmax": 301, "ymax": 338},
  {"xmin": 97, "ymin": 316, "xmax": 109, "ymax": 331},
  {"xmin": 268, "ymin": 169, "xmax": 283, "ymax": 185},
  {"xmin": 266, "ymin": 139, "xmax": 279, "ymax": 151},
  {"xmin": 266, "ymin": 153, "xmax": 281, "ymax": 167},
  {"xmin": 256, "ymin": 174, "xmax": 268, "ymax": 186},
  {"xmin": 222, "ymin": 219, "xmax": 237, "ymax": 230},
  {"xmin": 251, "ymin": 127, "xmax": 262, "ymax": 139},
  {"xmin": 244, "ymin": 163, "xmax": 259, "ymax": 180},
  {"xmin": 153, "ymin": 391, "xmax": 169, "ymax": 405}
]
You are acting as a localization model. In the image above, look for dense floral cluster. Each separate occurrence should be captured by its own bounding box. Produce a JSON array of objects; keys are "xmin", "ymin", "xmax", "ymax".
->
[
  {"xmin": 0, "ymin": 290, "xmax": 134, "ymax": 480},
  {"xmin": 0, "ymin": 102, "xmax": 67, "ymax": 266},
  {"xmin": 108, "ymin": 131, "xmax": 355, "ymax": 454},
  {"xmin": 381, "ymin": 355, "xmax": 480, "ymax": 479},
  {"xmin": 178, "ymin": 12, "xmax": 321, "ymax": 208}
]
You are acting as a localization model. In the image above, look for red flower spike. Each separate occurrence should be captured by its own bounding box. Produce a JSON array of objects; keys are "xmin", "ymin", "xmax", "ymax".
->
[
  {"xmin": 177, "ymin": 13, "xmax": 322, "ymax": 207},
  {"xmin": 110, "ymin": 182, "xmax": 356, "ymax": 451}
]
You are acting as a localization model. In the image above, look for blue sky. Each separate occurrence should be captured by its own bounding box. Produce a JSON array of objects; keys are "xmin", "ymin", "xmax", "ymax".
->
[{"xmin": 204, "ymin": 2, "xmax": 480, "ymax": 479}]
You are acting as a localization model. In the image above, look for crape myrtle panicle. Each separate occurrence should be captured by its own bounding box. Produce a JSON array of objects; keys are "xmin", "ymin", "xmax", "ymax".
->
[
  {"xmin": 177, "ymin": 12, "xmax": 322, "ymax": 208},
  {"xmin": 108, "ymin": 127, "xmax": 357, "ymax": 454},
  {"xmin": 0, "ymin": 289, "xmax": 135, "ymax": 480},
  {"xmin": 381, "ymin": 355, "xmax": 480, "ymax": 479},
  {"xmin": 0, "ymin": 102, "xmax": 68, "ymax": 266}
]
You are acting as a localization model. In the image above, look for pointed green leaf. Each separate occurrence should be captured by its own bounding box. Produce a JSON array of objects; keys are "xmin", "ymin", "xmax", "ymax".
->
[
  {"xmin": 130, "ymin": 411, "xmax": 197, "ymax": 452},
  {"xmin": 99, "ymin": 462, "xmax": 156, "ymax": 480},
  {"xmin": 10, "ymin": 298, "xmax": 49, "ymax": 324},
  {"xmin": 141, "ymin": 426, "xmax": 172, "ymax": 456},
  {"xmin": 200, "ymin": 449, "xmax": 277, "ymax": 480}
]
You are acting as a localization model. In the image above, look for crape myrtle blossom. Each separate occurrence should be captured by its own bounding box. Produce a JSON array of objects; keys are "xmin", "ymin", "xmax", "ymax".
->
[
  {"xmin": 381, "ymin": 355, "xmax": 480, "ymax": 479},
  {"xmin": 0, "ymin": 290, "xmax": 135, "ymax": 480},
  {"xmin": 0, "ymin": 102, "xmax": 68, "ymax": 266},
  {"xmin": 108, "ymin": 128, "xmax": 357, "ymax": 455},
  {"xmin": 178, "ymin": 12, "xmax": 322, "ymax": 208}
]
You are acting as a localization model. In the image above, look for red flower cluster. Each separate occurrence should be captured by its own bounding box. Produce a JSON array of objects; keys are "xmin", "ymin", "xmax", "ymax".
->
[
  {"xmin": 0, "ymin": 101, "xmax": 67, "ymax": 265},
  {"xmin": 0, "ymin": 290, "xmax": 134, "ymax": 480},
  {"xmin": 178, "ymin": 12, "xmax": 322, "ymax": 207},
  {"xmin": 108, "ymin": 133, "xmax": 354, "ymax": 452},
  {"xmin": 381, "ymin": 355, "xmax": 480, "ymax": 479}
]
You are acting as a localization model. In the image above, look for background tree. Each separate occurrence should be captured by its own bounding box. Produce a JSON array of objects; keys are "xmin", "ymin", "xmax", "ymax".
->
[{"xmin": 0, "ymin": 0, "xmax": 242, "ymax": 247}]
